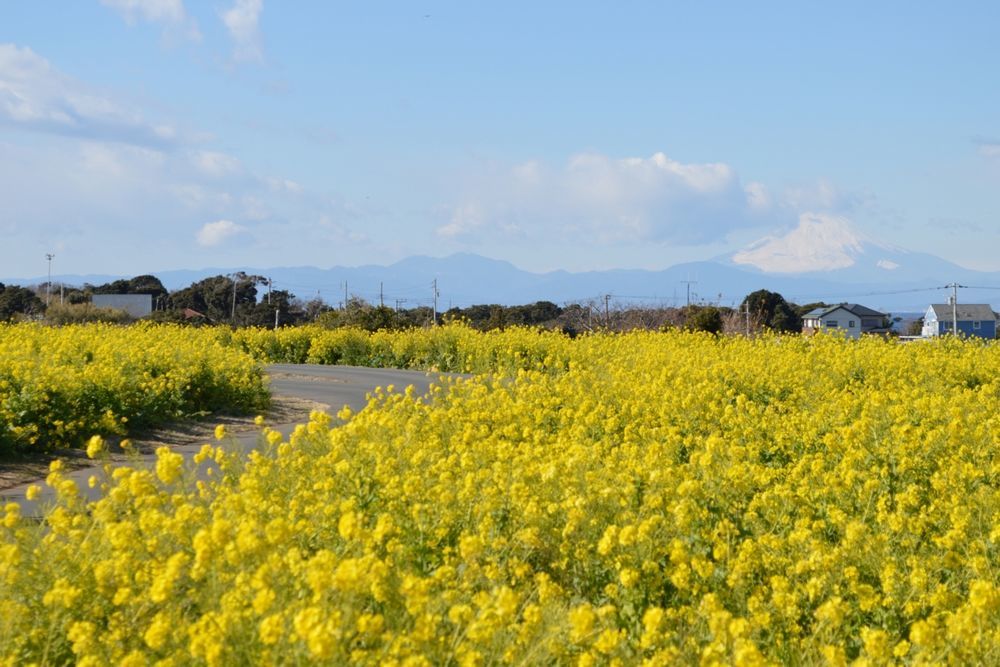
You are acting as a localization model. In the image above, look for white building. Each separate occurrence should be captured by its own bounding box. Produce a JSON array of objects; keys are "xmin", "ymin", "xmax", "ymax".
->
[
  {"xmin": 801, "ymin": 303, "xmax": 888, "ymax": 340},
  {"xmin": 92, "ymin": 294, "xmax": 153, "ymax": 318}
]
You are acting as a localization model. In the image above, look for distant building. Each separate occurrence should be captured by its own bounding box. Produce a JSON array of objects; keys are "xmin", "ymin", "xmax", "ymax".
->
[
  {"xmin": 922, "ymin": 303, "xmax": 997, "ymax": 339},
  {"xmin": 92, "ymin": 294, "xmax": 153, "ymax": 318},
  {"xmin": 801, "ymin": 303, "xmax": 889, "ymax": 339}
]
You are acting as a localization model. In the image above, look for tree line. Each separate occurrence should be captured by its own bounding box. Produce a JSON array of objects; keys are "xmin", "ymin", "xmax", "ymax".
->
[{"xmin": 0, "ymin": 275, "xmax": 844, "ymax": 335}]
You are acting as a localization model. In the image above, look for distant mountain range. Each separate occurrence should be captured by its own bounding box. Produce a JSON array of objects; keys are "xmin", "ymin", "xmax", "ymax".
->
[{"xmin": 7, "ymin": 216, "xmax": 1000, "ymax": 312}]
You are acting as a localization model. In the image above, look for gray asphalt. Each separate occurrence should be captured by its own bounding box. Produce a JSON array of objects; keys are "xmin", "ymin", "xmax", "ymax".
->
[
  {"xmin": 2, "ymin": 364, "xmax": 462, "ymax": 515},
  {"xmin": 266, "ymin": 363, "xmax": 450, "ymax": 413}
]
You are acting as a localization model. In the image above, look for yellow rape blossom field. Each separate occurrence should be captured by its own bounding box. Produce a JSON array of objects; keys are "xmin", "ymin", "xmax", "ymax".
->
[
  {"xmin": 0, "ymin": 323, "xmax": 268, "ymax": 452},
  {"xmin": 5, "ymin": 325, "xmax": 1000, "ymax": 664},
  {"xmin": 223, "ymin": 323, "xmax": 573, "ymax": 374}
]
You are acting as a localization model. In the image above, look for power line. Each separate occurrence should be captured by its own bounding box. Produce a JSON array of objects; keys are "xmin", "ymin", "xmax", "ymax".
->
[{"xmin": 786, "ymin": 286, "xmax": 947, "ymax": 301}]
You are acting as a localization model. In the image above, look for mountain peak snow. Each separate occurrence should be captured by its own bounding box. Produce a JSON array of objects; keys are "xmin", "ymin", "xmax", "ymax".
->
[{"xmin": 732, "ymin": 213, "xmax": 890, "ymax": 274}]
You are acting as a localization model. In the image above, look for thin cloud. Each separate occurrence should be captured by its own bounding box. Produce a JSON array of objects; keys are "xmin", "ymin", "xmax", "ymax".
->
[
  {"xmin": 979, "ymin": 143, "xmax": 1000, "ymax": 159},
  {"xmin": 221, "ymin": 0, "xmax": 264, "ymax": 63},
  {"xmin": 100, "ymin": 0, "xmax": 200, "ymax": 39},
  {"xmin": 193, "ymin": 150, "xmax": 243, "ymax": 177},
  {"xmin": 0, "ymin": 136, "xmax": 367, "ymax": 271},
  {"xmin": 0, "ymin": 43, "xmax": 180, "ymax": 148}
]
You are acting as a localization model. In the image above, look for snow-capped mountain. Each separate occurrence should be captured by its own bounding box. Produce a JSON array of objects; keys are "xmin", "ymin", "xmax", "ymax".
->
[
  {"xmin": 732, "ymin": 214, "xmax": 881, "ymax": 273},
  {"xmin": 727, "ymin": 213, "xmax": 969, "ymax": 284}
]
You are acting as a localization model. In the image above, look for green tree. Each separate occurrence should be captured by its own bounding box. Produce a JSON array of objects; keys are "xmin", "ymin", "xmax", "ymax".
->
[
  {"xmin": 92, "ymin": 275, "xmax": 168, "ymax": 301},
  {"xmin": 315, "ymin": 298, "xmax": 405, "ymax": 331},
  {"xmin": 742, "ymin": 289, "xmax": 802, "ymax": 333},
  {"xmin": 0, "ymin": 284, "xmax": 45, "ymax": 320},
  {"xmin": 168, "ymin": 274, "xmax": 260, "ymax": 324},
  {"xmin": 686, "ymin": 306, "xmax": 724, "ymax": 334}
]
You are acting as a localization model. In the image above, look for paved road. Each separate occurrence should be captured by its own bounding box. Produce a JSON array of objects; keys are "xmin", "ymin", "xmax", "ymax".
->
[
  {"xmin": 266, "ymin": 363, "xmax": 450, "ymax": 413},
  {"xmin": 3, "ymin": 365, "xmax": 459, "ymax": 515}
]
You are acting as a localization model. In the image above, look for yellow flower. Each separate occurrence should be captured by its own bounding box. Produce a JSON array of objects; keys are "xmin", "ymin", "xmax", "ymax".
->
[
  {"xmin": 259, "ymin": 614, "xmax": 284, "ymax": 645},
  {"xmin": 155, "ymin": 446, "xmax": 184, "ymax": 484},
  {"xmin": 619, "ymin": 567, "xmax": 640, "ymax": 588},
  {"xmin": 85, "ymin": 435, "xmax": 105, "ymax": 459},
  {"xmin": 8, "ymin": 324, "xmax": 1000, "ymax": 663},
  {"xmin": 144, "ymin": 612, "xmax": 172, "ymax": 650},
  {"xmin": 569, "ymin": 604, "xmax": 596, "ymax": 644}
]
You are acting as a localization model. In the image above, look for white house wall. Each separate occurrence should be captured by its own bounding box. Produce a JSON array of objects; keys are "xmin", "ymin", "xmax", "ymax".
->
[
  {"xmin": 922, "ymin": 306, "xmax": 938, "ymax": 337},
  {"xmin": 817, "ymin": 307, "xmax": 863, "ymax": 339}
]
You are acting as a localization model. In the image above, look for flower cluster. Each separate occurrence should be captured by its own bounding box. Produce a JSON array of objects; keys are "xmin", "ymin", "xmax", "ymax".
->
[
  {"xmin": 0, "ymin": 322, "xmax": 268, "ymax": 452},
  {"xmin": 4, "ymin": 330, "xmax": 1000, "ymax": 664},
  {"xmin": 227, "ymin": 323, "xmax": 574, "ymax": 375}
]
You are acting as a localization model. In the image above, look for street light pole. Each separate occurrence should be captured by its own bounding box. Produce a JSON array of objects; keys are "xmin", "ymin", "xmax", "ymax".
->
[
  {"xmin": 231, "ymin": 273, "xmax": 240, "ymax": 323},
  {"xmin": 45, "ymin": 253, "xmax": 54, "ymax": 307}
]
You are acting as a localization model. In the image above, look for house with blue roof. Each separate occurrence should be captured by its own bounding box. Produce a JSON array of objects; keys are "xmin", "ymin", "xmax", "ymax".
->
[{"xmin": 921, "ymin": 303, "xmax": 997, "ymax": 339}]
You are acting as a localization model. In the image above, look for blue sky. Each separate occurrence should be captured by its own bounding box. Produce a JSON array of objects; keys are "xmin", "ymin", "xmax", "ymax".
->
[{"xmin": 2, "ymin": 1, "xmax": 999, "ymax": 278}]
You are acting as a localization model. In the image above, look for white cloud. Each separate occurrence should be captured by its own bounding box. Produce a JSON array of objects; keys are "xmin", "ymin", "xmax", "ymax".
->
[
  {"xmin": 196, "ymin": 219, "xmax": 248, "ymax": 246},
  {"xmin": 0, "ymin": 43, "xmax": 179, "ymax": 147},
  {"xmin": 317, "ymin": 215, "xmax": 368, "ymax": 243},
  {"xmin": 193, "ymin": 150, "xmax": 242, "ymax": 177},
  {"xmin": 221, "ymin": 0, "xmax": 264, "ymax": 62},
  {"xmin": 0, "ymin": 134, "xmax": 367, "ymax": 276},
  {"xmin": 265, "ymin": 176, "xmax": 303, "ymax": 194},
  {"xmin": 100, "ymin": 0, "xmax": 200, "ymax": 39},
  {"xmin": 102, "ymin": 0, "xmax": 185, "ymax": 23},
  {"xmin": 979, "ymin": 142, "xmax": 1000, "ymax": 159},
  {"xmin": 438, "ymin": 203, "xmax": 488, "ymax": 239},
  {"xmin": 781, "ymin": 178, "xmax": 863, "ymax": 213},
  {"xmin": 438, "ymin": 151, "xmax": 761, "ymax": 245},
  {"xmin": 744, "ymin": 181, "xmax": 771, "ymax": 210},
  {"xmin": 0, "ymin": 42, "xmax": 366, "ymax": 276}
]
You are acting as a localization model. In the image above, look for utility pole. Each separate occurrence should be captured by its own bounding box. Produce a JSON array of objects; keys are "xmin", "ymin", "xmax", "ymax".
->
[
  {"xmin": 380, "ymin": 282, "xmax": 384, "ymax": 308},
  {"xmin": 45, "ymin": 253, "xmax": 54, "ymax": 307},
  {"xmin": 231, "ymin": 273, "xmax": 239, "ymax": 322},
  {"xmin": 680, "ymin": 280, "xmax": 697, "ymax": 307},
  {"xmin": 945, "ymin": 282, "xmax": 964, "ymax": 335},
  {"xmin": 604, "ymin": 294, "xmax": 611, "ymax": 325},
  {"xmin": 744, "ymin": 301, "xmax": 751, "ymax": 336},
  {"xmin": 395, "ymin": 298, "xmax": 404, "ymax": 313},
  {"xmin": 343, "ymin": 281, "xmax": 348, "ymax": 311},
  {"xmin": 274, "ymin": 307, "xmax": 280, "ymax": 330},
  {"xmin": 432, "ymin": 279, "xmax": 439, "ymax": 325}
]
